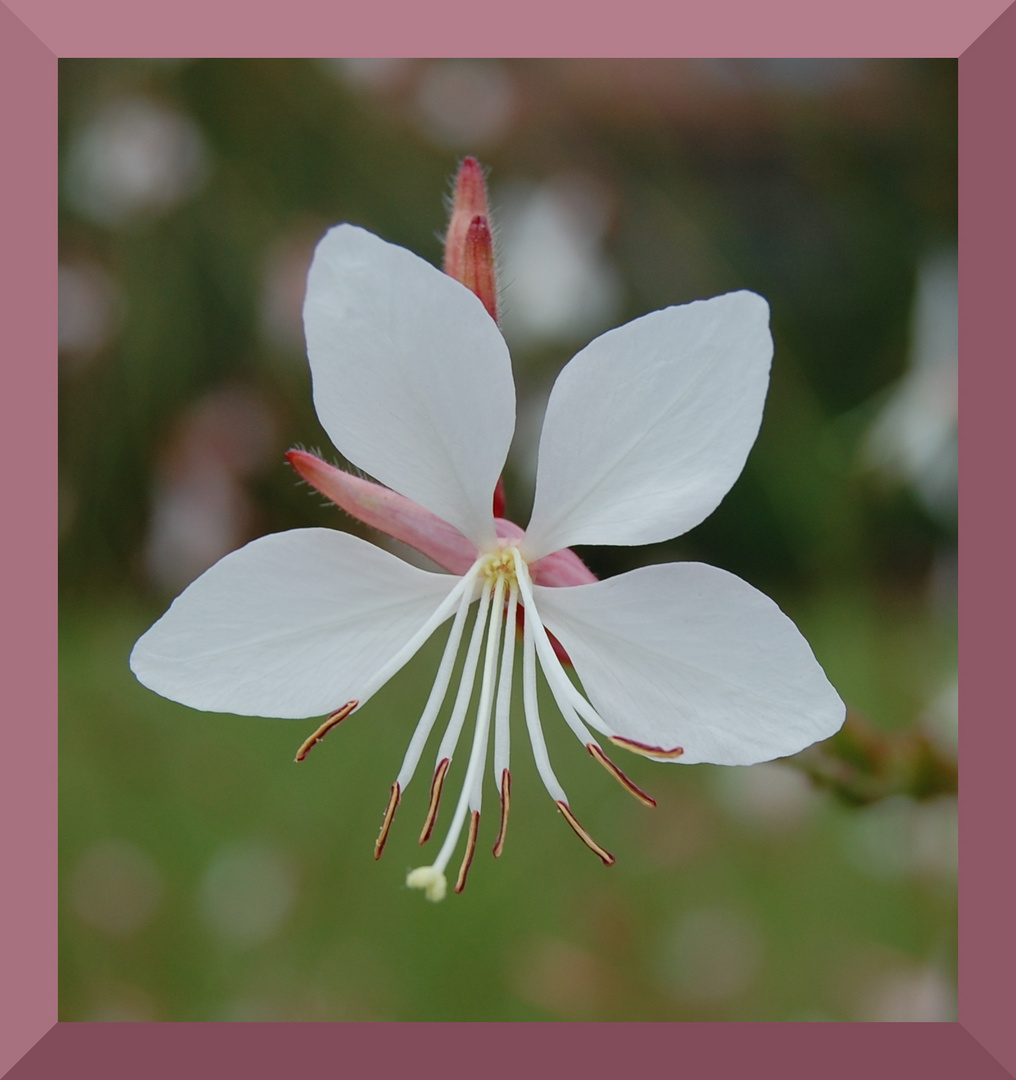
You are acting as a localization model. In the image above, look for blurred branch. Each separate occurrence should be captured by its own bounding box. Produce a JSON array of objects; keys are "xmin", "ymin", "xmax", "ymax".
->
[{"xmin": 787, "ymin": 712, "xmax": 957, "ymax": 806}]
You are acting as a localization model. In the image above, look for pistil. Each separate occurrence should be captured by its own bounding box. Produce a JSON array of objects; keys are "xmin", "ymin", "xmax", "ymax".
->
[
  {"xmin": 401, "ymin": 546, "xmax": 643, "ymax": 899},
  {"xmin": 418, "ymin": 575, "xmax": 505, "ymax": 893}
]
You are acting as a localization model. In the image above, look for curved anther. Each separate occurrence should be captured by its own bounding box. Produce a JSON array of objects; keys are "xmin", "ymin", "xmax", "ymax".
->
[
  {"xmin": 586, "ymin": 743, "xmax": 657, "ymax": 807},
  {"xmin": 555, "ymin": 801, "xmax": 615, "ymax": 866},
  {"xmin": 294, "ymin": 700, "xmax": 358, "ymax": 762},
  {"xmin": 492, "ymin": 769, "xmax": 511, "ymax": 858},
  {"xmin": 454, "ymin": 810, "xmax": 481, "ymax": 893},
  {"xmin": 374, "ymin": 782, "xmax": 401, "ymax": 860},
  {"xmin": 419, "ymin": 758, "xmax": 450, "ymax": 844},
  {"xmin": 607, "ymin": 735, "xmax": 685, "ymax": 760}
]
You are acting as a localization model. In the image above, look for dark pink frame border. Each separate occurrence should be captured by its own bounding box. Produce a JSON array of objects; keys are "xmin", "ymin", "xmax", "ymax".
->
[{"xmin": 5, "ymin": 1, "xmax": 1009, "ymax": 1075}]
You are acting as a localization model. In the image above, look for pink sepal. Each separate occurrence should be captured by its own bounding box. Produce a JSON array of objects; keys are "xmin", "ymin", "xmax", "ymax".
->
[
  {"xmin": 288, "ymin": 450, "xmax": 592, "ymax": 665},
  {"xmin": 286, "ymin": 450, "xmax": 479, "ymax": 573}
]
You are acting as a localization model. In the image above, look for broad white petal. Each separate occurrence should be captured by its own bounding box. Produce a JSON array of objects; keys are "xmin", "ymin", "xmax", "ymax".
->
[
  {"xmin": 533, "ymin": 562, "xmax": 844, "ymax": 766},
  {"xmin": 130, "ymin": 528, "xmax": 463, "ymax": 718},
  {"xmin": 523, "ymin": 292, "xmax": 772, "ymax": 559},
  {"xmin": 303, "ymin": 225, "xmax": 515, "ymax": 548}
]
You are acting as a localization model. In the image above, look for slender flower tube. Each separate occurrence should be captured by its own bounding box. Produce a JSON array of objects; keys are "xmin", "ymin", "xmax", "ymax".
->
[{"xmin": 131, "ymin": 220, "xmax": 845, "ymax": 901}]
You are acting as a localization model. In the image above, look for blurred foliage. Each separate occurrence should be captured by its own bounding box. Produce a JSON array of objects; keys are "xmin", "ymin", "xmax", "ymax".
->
[
  {"xmin": 790, "ymin": 714, "xmax": 958, "ymax": 806},
  {"xmin": 59, "ymin": 58, "xmax": 956, "ymax": 1022}
]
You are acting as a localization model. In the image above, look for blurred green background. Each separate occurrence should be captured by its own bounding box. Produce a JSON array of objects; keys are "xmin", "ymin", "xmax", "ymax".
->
[{"xmin": 59, "ymin": 59, "xmax": 957, "ymax": 1021}]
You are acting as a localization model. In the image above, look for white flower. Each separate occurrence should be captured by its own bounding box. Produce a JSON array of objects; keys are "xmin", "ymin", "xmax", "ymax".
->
[{"xmin": 131, "ymin": 225, "xmax": 844, "ymax": 900}]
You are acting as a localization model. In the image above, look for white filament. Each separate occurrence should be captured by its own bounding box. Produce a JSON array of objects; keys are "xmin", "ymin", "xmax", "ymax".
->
[
  {"xmin": 520, "ymin": 590, "xmax": 567, "ymax": 805},
  {"xmin": 433, "ymin": 574, "xmax": 505, "ymax": 873},
  {"xmin": 435, "ymin": 579, "xmax": 493, "ymax": 766},
  {"xmin": 514, "ymin": 556, "xmax": 613, "ymax": 739},
  {"xmin": 395, "ymin": 565, "xmax": 482, "ymax": 792},
  {"xmin": 358, "ymin": 563, "xmax": 481, "ymax": 708},
  {"xmin": 493, "ymin": 584, "xmax": 517, "ymax": 787},
  {"xmin": 407, "ymin": 545, "xmax": 622, "ymax": 897}
]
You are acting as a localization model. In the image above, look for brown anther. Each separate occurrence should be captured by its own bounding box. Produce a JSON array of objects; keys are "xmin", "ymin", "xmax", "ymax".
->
[
  {"xmin": 587, "ymin": 743, "xmax": 657, "ymax": 808},
  {"xmin": 607, "ymin": 735, "xmax": 685, "ymax": 760},
  {"xmin": 294, "ymin": 700, "xmax": 358, "ymax": 762},
  {"xmin": 492, "ymin": 769, "xmax": 511, "ymax": 858},
  {"xmin": 419, "ymin": 758, "xmax": 450, "ymax": 844},
  {"xmin": 555, "ymin": 801, "xmax": 615, "ymax": 866},
  {"xmin": 374, "ymin": 783, "xmax": 401, "ymax": 860},
  {"xmin": 454, "ymin": 810, "xmax": 481, "ymax": 894}
]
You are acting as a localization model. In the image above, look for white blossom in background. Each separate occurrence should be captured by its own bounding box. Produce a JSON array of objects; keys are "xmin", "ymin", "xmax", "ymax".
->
[
  {"xmin": 414, "ymin": 61, "xmax": 516, "ymax": 148},
  {"xmin": 496, "ymin": 175, "xmax": 622, "ymax": 350},
  {"xmin": 327, "ymin": 58, "xmax": 413, "ymax": 95},
  {"xmin": 922, "ymin": 677, "xmax": 958, "ymax": 754},
  {"xmin": 712, "ymin": 760, "xmax": 820, "ymax": 831},
  {"xmin": 843, "ymin": 795, "xmax": 957, "ymax": 881},
  {"xmin": 69, "ymin": 839, "xmax": 163, "ymax": 938},
  {"xmin": 65, "ymin": 98, "xmax": 208, "ymax": 227},
  {"xmin": 856, "ymin": 963, "xmax": 956, "ymax": 1022},
  {"xmin": 58, "ymin": 261, "xmax": 120, "ymax": 366},
  {"xmin": 865, "ymin": 251, "xmax": 957, "ymax": 520},
  {"xmin": 131, "ymin": 224, "xmax": 844, "ymax": 901},
  {"xmin": 144, "ymin": 386, "xmax": 278, "ymax": 592},
  {"xmin": 197, "ymin": 841, "xmax": 298, "ymax": 947},
  {"xmin": 260, "ymin": 228, "xmax": 320, "ymax": 355},
  {"xmin": 658, "ymin": 907, "xmax": 765, "ymax": 1003}
]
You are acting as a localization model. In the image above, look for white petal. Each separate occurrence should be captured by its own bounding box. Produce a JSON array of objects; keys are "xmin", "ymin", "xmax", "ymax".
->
[
  {"xmin": 130, "ymin": 528, "xmax": 464, "ymax": 718},
  {"xmin": 532, "ymin": 563, "xmax": 844, "ymax": 766},
  {"xmin": 523, "ymin": 292, "xmax": 772, "ymax": 559},
  {"xmin": 303, "ymin": 225, "xmax": 515, "ymax": 549}
]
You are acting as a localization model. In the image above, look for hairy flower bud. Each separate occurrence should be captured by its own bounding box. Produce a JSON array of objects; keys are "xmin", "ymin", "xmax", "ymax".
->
[{"xmin": 444, "ymin": 157, "xmax": 498, "ymax": 322}]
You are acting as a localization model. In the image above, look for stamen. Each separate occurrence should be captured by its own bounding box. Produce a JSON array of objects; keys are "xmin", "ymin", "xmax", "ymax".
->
[
  {"xmin": 520, "ymin": 597, "xmax": 568, "ymax": 805},
  {"xmin": 514, "ymin": 555, "xmax": 647, "ymax": 817},
  {"xmin": 512, "ymin": 554, "xmax": 613, "ymax": 739},
  {"xmin": 555, "ymin": 801, "xmax": 615, "ymax": 866},
  {"xmin": 419, "ymin": 757, "xmax": 450, "ymax": 844},
  {"xmin": 374, "ymin": 782, "xmax": 401, "ymax": 860},
  {"xmin": 294, "ymin": 700, "xmax": 358, "ymax": 762},
  {"xmin": 434, "ymin": 582, "xmax": 494, "ymax": 766},
  {"xmin": 492, "ymin": 585, "xmax": 517, "ymax": 795},
  {"xmin": 492, "ymin": 768, "xmax": 511, "ymax": 858},
  {"xmin": 586, "ymin": 743, "xmax": 657, "ymax": 808},
  {"xmin": 355, "ymin": 564, "xmax": 481, "ymax": 711},
  {"xmin": 531, "ymin": 652, "xmax": 599, "ymax": 759},
  {"xmin": 608, "ymin": 735, "xmax": 685, "ymax": 760},
  {"xmin": 394, "ymin": 577, "xmax": 478, "ymax": 793},
  {"xmin": 465, "ymin": 576, "xmax": 505, "ymax": 813},
  {"xmin": 454, "ymin": 810, "xmax": 481, "ymax": 893},
  {"xmin": 424, "ymin": 577, "xmax": 503, "ymax": 887}
]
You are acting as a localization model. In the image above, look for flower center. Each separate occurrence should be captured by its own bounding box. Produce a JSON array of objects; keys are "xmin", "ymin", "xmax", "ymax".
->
[{"xmin": 478, "ymin": 547, "xmax": 519, "ymax": 588}]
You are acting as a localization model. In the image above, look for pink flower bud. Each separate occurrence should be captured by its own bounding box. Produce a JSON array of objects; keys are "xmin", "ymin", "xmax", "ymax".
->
[{"xmin": 444, "ymin": 157, "xmax": 498, "ymax": 322}]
